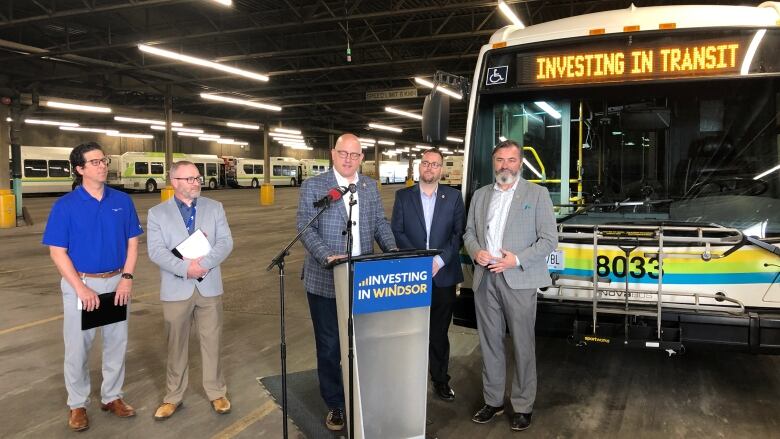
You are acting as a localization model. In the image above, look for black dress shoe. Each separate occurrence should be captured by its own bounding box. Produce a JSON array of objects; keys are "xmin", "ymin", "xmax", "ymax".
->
[
  {"xmin": 511, "ymin": 412, "xmax": 532, "ymax": 431},
  {"xmin": 471, "ymin": 404, "xmax": 504, "ymax": 424},
  {"xmin": 433, "ymin": 382, "xmax": 455, "ymax": 401}
]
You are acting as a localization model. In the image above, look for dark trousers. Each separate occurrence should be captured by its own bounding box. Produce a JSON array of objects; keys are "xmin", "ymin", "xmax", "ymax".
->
[
  {"xmin": 306, "ymin": 292, "xmax": 345, "ymax": 409},
  {"xmin": 429, "ymin": 284, "xmax": 457, "ymax": 384}
]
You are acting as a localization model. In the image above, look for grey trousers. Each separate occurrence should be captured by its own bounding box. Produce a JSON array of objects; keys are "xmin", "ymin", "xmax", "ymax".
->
[
  {"xmin": 474, "ymin": 271, "xmax": 537, "ymax": 413},
  {"xmin": 61, "ymin": 275, "xmax": 127, "ymax": 409},
  {"xmin": 161, "ymin": 290, "xmax": 226, "ymax": 404}
]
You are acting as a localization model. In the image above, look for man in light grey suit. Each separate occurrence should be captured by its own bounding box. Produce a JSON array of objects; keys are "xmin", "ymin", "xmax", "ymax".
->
[
  {"xmin": 147, "ymin": 160, "xmax": 234, "ymax": 420},
  {"xmin": 464, "ymin": 139, "xmax": 557, "ymax": 432}
]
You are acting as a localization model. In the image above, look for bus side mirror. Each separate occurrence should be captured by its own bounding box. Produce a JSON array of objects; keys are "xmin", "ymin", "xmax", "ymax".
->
[{"xmin": 422, "ymin": 90, "xmax": 450, "ymax": 143}]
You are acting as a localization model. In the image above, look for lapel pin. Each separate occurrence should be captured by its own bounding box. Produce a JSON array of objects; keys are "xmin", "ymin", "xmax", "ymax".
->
[{"xmin": 441, "ymin": 194, "xmax": 445, "ymax": 199}]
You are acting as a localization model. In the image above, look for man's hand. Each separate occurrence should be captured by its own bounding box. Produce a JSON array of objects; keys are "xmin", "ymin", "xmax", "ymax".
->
[
  {"xmin": 187, "ymin": 257, "xmax": 209, "ymax": 279},
  {"xmin": 474, "ymin": 250, "xmax": 493, "ymax": 267},
  {"xmin": 327, "ymin": 254, "xmax": 348, "ymax": 264},
  {"xmin": 76, "ymin": 286, "xmax": 100, "ymax": 312},
  {"xmin": 488, "ymin": 249, "xmax": 517, "ymax": 273},
  {"xmin": 115, "ymin": 278, "xmax": 132, "ymax": 306},
  {"xmin": 432, "ymin": 259, "xmax": 441, "ymax": 277}
]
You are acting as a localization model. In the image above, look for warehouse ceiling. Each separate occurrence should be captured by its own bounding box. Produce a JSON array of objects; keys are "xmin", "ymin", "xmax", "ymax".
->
[{"xmin": 0, "ymin": 0, "xmax": 751, "ymax": 149}]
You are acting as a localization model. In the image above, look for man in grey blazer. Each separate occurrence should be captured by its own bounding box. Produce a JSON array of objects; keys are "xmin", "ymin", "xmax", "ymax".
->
[
  {"xmin": 297, "ymin": 133, "xmax": 397, "ymax": 431},
  {"xmin": 146, "ymin": 160, "xmax": 234, "ymax": 420},
  {"xmin": 463, "ymin": 139, "xmax": 557, "ymax": 432}
]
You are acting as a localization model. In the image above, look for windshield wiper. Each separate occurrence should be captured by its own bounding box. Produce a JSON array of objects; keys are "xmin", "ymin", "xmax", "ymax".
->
[{"xmin": 557, "ymin": 199, "xmax": 673, "ymax": 223}]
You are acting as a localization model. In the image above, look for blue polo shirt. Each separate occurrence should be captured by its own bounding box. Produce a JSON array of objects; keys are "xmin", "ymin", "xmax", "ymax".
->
[{"xmin": 42, "ymin": 186, "xmax": 144, "ymax": 273}]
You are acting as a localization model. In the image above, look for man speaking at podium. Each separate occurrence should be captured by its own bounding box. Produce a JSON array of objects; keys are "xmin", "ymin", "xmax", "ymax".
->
[
  {"xmin": 297, "ymin": 133, "xmax": 397, "ymax": 431},
  {"xmin": 390, "ymin": 148, "xmax": 465, "ymax": 402}
]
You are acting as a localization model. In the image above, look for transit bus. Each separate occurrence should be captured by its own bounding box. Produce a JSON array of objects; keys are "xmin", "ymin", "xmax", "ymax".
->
[
  {"xmin": 226, "ymin": 156, "xmax": 300, "ymax": 188},
  {"xmin": 299, "ymin": 158, "xmax": 330, "ymax": 181},
  {"xmin": 8, "ymin": 146, "xmax": 74, "ymax": 193},
  {"xmin": 440, "ymin": 155, "xmax": 463, "ymax": 186},
  {"xmin": 439, "ymin": 3, "xmax": 780, "ymax": 353},
  {"xmin": 107, "ymin": 151, "xmax": 224, "ymax": 192}
]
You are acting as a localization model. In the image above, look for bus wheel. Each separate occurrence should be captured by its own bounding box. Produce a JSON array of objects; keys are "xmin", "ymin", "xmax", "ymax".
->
[
  {"xmin": 145, "ymin": 179, "xmax": 157, "ymax": 193},
  {"xmin": 208, "ymin": 178, "xmax": 218, "ymax": 190},
  {"xmin": 290, "ymin": 178, "xmax": 296, "ymax": 187},
  {"xmin": 251, "ymin": 178, "xmax": 259, "ymax": 188}
]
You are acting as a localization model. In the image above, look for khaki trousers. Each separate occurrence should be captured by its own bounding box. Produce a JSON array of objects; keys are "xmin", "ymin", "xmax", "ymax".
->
[{"xmin": 162, "ymin": 290, "xmax": 226, "ymax": 404}]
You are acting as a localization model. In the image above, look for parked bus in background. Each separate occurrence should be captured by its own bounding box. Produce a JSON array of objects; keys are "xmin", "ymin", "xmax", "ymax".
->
[
  {"xmin": 8, "ymin": 146, "xmax": 74, "ymax": 193},
  {"xmin": 361, "ymin": 160, "xmax": 412, "ymax": 184},
  {"xmin": 435, "ymin": 2, "xmax": 780, "ymax": 353},
  {"xmin": 300, "ymin": 158, "xmax": 330, "ymax": 182},
  {"xmin": 108, "ymin": 151, "xmax": 224, "ymax": 192},
  {"xmin": 227, "ymin": 156, "xmax": 300, "ymax": 188},
  {"xmin": 440, "ymin": 155, "xmax": 463, "ymax": 186}
]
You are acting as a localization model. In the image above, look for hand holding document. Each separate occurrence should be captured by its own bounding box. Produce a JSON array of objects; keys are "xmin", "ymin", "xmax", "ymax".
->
[{"xmin": 172, "ymin": 229, "xmax": 212, "ymax": 281}]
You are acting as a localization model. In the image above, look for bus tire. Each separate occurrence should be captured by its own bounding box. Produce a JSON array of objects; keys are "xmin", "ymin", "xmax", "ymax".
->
[
  {"xmin": 145, "ymin": 179, "xmax": 157, "ymax": 193},
  {"xmin": 251, "ymin": 178, "xmax": 259, "ymax": 188},
  {"xmin": 290, "ymin": 178, "xmax": 296, "ymax": 187},
  {"xmin": 208, "ymin": 178, "xmax": 218, "ymax": 190}
]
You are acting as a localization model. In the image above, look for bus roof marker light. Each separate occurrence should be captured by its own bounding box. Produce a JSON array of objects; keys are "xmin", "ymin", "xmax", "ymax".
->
[
  {"xmin": 534, "ymin": 101, "xmax": 561, "ymax": 119},
  {"xmin": 385, "ymin": 106, "xmax": 423, "ymax": 120},
  {"xmin": 368, "ymin": 123, "xmax": 403, "ymax": 133},
  {"xmin": 414, "ymin": 77, "xmax": 462, "ymax": 100},
  {"xmin": 139, "ymin": 44, "xmax": 268, "ymax": 82},
  {"xmin": 741, "ymin": 29, "xmax": 766, "ymax": 75},
  {"xmin": 497, "ymin": 1, "xmax": 525, "ymax": 28},
  {"xmin": 754, "ymin": 163, "xmax": 780, "ymax": 180}
]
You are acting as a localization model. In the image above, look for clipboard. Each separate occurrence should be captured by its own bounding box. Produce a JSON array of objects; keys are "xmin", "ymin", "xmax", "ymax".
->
[{"xmin": 81, "ymin": 292, "xmax": 128, "ymax": 330}]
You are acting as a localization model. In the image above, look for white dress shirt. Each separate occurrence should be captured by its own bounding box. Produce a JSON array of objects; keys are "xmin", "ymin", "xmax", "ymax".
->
[
  {"xmin": 334, "ymin": 169, "xmax": 361, "ymax": 256},
  {"xmin": 485, "ymin": 179, "xmax": 519, "ymax": 263}
]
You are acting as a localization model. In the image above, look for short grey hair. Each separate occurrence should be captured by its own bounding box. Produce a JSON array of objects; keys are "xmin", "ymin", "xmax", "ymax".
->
[{"xmin": 170, "ymin": 160, "xmax": 197, "ymax": 177}]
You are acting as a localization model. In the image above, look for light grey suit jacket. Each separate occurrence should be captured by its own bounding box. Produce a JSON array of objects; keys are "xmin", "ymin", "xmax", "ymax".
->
[
  {"xmin": 464, "ymin": 177, "xmax": 558, "ymax": 291},
  {"xmin": 147, "ymin": 196, "xmax": 233, "ymax": 301}
]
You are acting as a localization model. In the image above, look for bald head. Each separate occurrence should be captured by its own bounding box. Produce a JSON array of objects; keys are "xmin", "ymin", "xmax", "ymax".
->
[{"xmin": 331, "ymin": 132, "xmax": 363, "ymax": 179}]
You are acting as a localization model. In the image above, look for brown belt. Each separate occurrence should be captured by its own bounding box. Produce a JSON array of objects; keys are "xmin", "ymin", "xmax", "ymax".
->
[{"xmin": 79, "ymin": 269, "xmax": 121, "ymax": 279}]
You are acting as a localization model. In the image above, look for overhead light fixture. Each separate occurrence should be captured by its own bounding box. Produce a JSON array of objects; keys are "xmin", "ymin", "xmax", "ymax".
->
[
  {"xmin": 524, "ymin": 159, "xmax": 544, "ymax": 179},
  {"xmin": 414, "ymin": 77, "xmax": 462, "ymax": 100},
  {"xmin": 378, "ymin": 140, "xmax": 395, "ymax": 146},
  {"xmin": 218, "ymin": 139, "xmax": 248, "ymax": 145},
  {"xmin": 754, "ymin": 163, "xmax": 780, "ymax": 180},
  {"xmin": 209, "ymin": 0, "xmax": 233, "ymax": 6},
  {"xmin": 272, "ymin": 127, "xmax": 300, "ymax": 135},
  {"xmin": 227, "ymin": 121, "xmax": 260, "ymax": 130},
  {"xmin": 60, "ymin": 126, "xmax": 118, "ymax": 134},
  {"xmin": 270, "ymin": 132, "xmax": 303, "ymax": 140},
  {"xmin": 368, "ymin": 122, "xmax": 403, "ymax": 133},
  {"xmin": 383, "ymin": 151, "xmax": 398, "ymax": 156},
  {"xmin": 198, "ymin": 135, "xmax": 221, "ymax": 141},
  {"xmin": 499, "ymin": 136, "xmax": 508, "ymax": 142},
  {"xmin": 150, "ymin": 125, "xmax": 205, "ymax": 134},
  {"xmin": 45, "ymin": 100, "xmax": 112, "ymax": 113},
  {"xmin": 115, "ymin": 116, "xmax": 182, "ymax": 127},
  {"xmin": 534, "ymin": 101, "xmax": 561, "ymax": 119},
  {"xmin": 498, "ymin": 1, "xmax": 525, "ymax": 28},
  {"xmin": 358, "ymin": 137, "xmax": 376, "ymax": 144},
  {"xmin": 201, "ymin": 93, "xmax": 281, "ymax": 112},
  {"xmin": 108, "ymin": 132, "xmax": 154, "ymax": 139},
  {"xmin": 446, "ymin": 136, "xmax": 463, "ymax": 142},
  {"xmin": 25, "ymin": 118, "xmax": 79, "ymax": 127},
  {"xmin": 741, "ymin": 29, "xmax": 767, "ymax": 75},
  {"xmin": 177, "ymin": 131, "xmax": 217, "ymax": 138},
  {"xmin": 139, "ymin": 44, "xmax": 269, "ymax": 82},
  {"xmin": 385, "ymin": 106, "xmax": 422, "ymax": 120}
]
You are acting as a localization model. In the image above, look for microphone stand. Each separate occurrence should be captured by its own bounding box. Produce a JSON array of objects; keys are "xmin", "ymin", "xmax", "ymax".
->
[
  {"xmin": 266, "ymin": 201, "xmax": 332, "ymax": 439},
  {"xmin": 345, "ymin": 191, "xmax": 357, "ymax": 439}
]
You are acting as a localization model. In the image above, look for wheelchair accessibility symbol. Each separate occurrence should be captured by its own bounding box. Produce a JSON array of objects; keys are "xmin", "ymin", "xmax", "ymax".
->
[{"xmin": 486, "ymin": 66, "xmax": 508, "ymax": 85}]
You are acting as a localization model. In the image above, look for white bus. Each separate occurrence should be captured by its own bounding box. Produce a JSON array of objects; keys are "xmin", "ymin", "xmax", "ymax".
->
[
  {"xmin": 8, "ymin": 146, "xmax": 74, "ymax": 193},
  {"xmin": 108, "ymin": 151, "xmax": 224, "ymax": 192},
  {"xmin": 300, "ymin": 158, "xmax": 330, "ymax": 181},
  {"xmin": 440, "ymin": 155, "xmax": 463, "ymax": 186},
  {"xmin": 227, "ymin": 156, "xmax": 300, "ymax": 188},
  {"xmin": 361, "ymin": 160, "xmax": 410, "ymax": 184},
  {"xmin": 438, "ymin": 3, "xmax": 780, "ymax": 352}
]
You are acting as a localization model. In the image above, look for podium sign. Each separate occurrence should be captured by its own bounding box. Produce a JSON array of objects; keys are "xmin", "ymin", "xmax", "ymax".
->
[{"xmin": 334, "ymin": 253, "xmax": 433, "ymax": 439}]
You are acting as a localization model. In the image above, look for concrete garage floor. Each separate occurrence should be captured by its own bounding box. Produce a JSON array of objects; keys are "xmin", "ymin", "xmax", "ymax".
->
[{"xmin": 1, "ymin": 185, "xmax": 779, "ymax": 438}]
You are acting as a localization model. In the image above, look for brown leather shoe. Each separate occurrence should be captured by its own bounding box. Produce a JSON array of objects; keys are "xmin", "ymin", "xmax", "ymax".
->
[
  {"xmin": 154, "ymin": 402, "xmax": 181, "ymax": 421},
  {"xmin": 101, "ymin": 398, "xmax": 136, "ymax": 417},
  {"xmin": 68, "ymin": 408, "xmax": 89, "ymax": 431},
  {"xmin": 211, "ymin": 397, "xmax": 231, "ymax": 414}
]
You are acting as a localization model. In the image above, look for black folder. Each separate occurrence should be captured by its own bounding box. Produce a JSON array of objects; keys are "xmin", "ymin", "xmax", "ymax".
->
[{"xmin": 81, "ymin": 292, "xmax": 128, "ymax": 330}]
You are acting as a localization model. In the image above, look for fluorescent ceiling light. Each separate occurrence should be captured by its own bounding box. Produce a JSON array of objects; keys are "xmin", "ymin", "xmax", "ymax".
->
[
  {"xmin": 115, "ymin": 116, "xmax": 182, "ymax": 127},
  {"xmin": 45, "ymin": 100, "xmax": 112, "ymax": 113},
  {"xmin": 368, "ymin": 122, "xmax": 403, "ymax": 133},
  {"xmin": 227, "ymin": 121, "xmax": 260, "ymax": 130},
  {"xmin": 741, "ymin": 29, "xmax": 766, "ymax": 75},
  {"xmin": 60, "ymin": 126, "xmax": 118, "ymax": 134},
  {"xmin": 198, "ymin": 136, "xmax": 222, "ymax": 141},
  {"xmin": 108, "ymin": 132, "xmax": 154, "ymax": 139},
  {"xmin": 498, "ymin": 1, "xmax": 525, "ymax": 28},
  {"xmin": 209, "ymin": 0, "xmax": 233, "ymax": 6},
  {"xmin": 139, "ymin": 44, "xmax": 268, "ymax": 82},
  {"xmin": 177, "ymin": 131, "xmax": 217, "ymax": 138},
  {"xmin": 201, "ymin": 93, "xmax": 281, "ymax": 112},
  {"xmin": 385, "ymin": 106, "xmax": 422, "ymax": 120},
  {"xmin": 383, "ymin": 151, "xmax": 398, "ymax": 156},
  {"xmin": 358, "ymin": 137, "xmax": 376, "ymax": 144},
  {"xmin": 219, "ymin": 139, "xmax": 248, "ymax": 145},
  {"xmin": 524, "ymin": 159, "xmax": 543, "ymax": 179},
  {"xmin": 414, "ymin": 77, "xmax": 462, "ymax": 100},
  {"xmin": 25, "ymin": 118, "xmax": 79, "ymax": 127},
  {"xmin": 272, "ymin": 127, "xmax": 300, "ymax": 135},
  {"xmin": 150, "ymin": 125, "xmax": 204, "ymax": 134},
  {"xmin": 534, "ymin": 101, "xmax": 561, "ymax": 119},
  {"xmin": 4, "ymin": 117, "xmax": 10, "ymax": 122},
  {"xmin": 378, "ymin": 140, "xmax": 395, "ymax": 146},
  {"xmin": 270, "ymin": 132, "xmax": 303, "ymax": 140},
  {"xmin": 446, "ymin": 136, "xmax": 463, "ymax": 142},
  {"xmin": 754, "ymin": 163, "xmax": 780, "ymax": 180}
]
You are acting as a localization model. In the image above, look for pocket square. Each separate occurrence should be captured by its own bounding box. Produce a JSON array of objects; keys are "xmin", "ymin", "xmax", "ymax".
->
[{"xmin": 523, "ymin": 203, "xmax": 532, "ymax": 210}]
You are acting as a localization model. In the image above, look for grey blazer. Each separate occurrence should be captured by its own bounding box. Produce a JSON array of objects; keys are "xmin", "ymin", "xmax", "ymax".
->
[
  {"xmin": 147, "ymin": 196, "xmax": 234, "ymax": 301},
  {"xmin": 464, "ymin": 177, "xmax": 558, "ymax": 291}
]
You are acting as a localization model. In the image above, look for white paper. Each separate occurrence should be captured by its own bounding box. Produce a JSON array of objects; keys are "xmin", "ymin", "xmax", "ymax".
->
[{"xmin": 175, "ymin": 229, "xmax": 212, "ymax": 259}]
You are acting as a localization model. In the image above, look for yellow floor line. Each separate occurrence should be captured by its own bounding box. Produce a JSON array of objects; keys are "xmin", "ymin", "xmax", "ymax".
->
[{"xmin": 210, "ymin": 399, "xmax": 278, "ymax": 439}]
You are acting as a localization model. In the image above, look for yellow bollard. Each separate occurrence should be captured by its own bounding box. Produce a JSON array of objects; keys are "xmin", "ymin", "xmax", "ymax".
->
[
  {"xmin": 260, "ymin": 184, "xmax": 274, "ymax": 205},
  {"xmin": 405, "ymin": 178, "xmax": 414, "ymax": 187},
  {"xmin": 161, "ymin": 186, "xmax": 174, "ymax": 202},
  {"xmin": 0, "ymin": 189, "xmax": 15, "ymax": 228}
]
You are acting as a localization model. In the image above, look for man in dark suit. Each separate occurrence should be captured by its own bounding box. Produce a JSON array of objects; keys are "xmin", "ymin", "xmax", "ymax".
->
[
  {"xmin": 391, "ymin": 148, "xmax": 465, "ymax": 402},
  {"xmin": 297, "ymin": 133, "xmax": 397, "ymax": 431}
]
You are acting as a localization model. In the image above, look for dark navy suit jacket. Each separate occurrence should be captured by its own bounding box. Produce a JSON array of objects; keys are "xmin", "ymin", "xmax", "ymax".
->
[{"xmin": 391, "ymin": 184, "xmax": 465, "ymax": 288}]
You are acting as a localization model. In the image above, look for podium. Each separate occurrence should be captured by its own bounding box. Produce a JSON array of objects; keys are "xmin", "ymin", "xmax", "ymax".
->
[{"xmin": 333, "ymin": 249, "xmax": 439, "ymax": 439}]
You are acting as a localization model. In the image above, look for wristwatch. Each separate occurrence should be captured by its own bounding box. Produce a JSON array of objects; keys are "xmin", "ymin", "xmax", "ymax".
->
[{"xmin": 121, "ymin": 273, "xmax": 134, "ymax": 280}]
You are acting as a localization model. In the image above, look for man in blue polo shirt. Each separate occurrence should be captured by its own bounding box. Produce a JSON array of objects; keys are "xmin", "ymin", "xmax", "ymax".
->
[{"xmin": 42, "ymin": 142, "xmax": 143, "ymax": 432}]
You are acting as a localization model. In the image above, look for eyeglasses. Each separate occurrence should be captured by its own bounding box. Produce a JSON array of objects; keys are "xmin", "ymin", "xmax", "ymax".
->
[
  {"xmin": 420, "ymin": 160, "xmax": 442, "ymax": 169},
  {"xmin": 335, "ymin": 150, "xmax": 362, "ymax": 160},
  {"xmin": 85, "ymin": 157, "xmax": 110, "ymax": 167},
  {"xmin": 172, "ymin": 176, "xmax": 203, "ymax": 184}
]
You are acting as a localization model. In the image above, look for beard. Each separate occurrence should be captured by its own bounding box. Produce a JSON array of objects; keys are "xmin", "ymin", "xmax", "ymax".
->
[
  {"xmin": 494, "ymin": 168, "xmax": 518, "ymax": 185},
  {"xmin": 421, "ymin": 172, "xmax": 438, "ymax": 184}
]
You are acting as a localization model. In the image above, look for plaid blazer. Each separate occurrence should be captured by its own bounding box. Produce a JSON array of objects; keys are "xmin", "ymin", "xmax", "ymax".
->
[{"xmin": 297, "ymin": 170, "xmax": 396, "ymax": 298}]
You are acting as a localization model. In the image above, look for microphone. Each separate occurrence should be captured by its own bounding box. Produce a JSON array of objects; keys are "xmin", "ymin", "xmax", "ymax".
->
[
  {"xmin": 313, "ymin": 186, "xmax": 348, "ymax": 208},
  {"xmin": 347, "ymin": 183, "xmax": 357, "ymax": 194}
]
